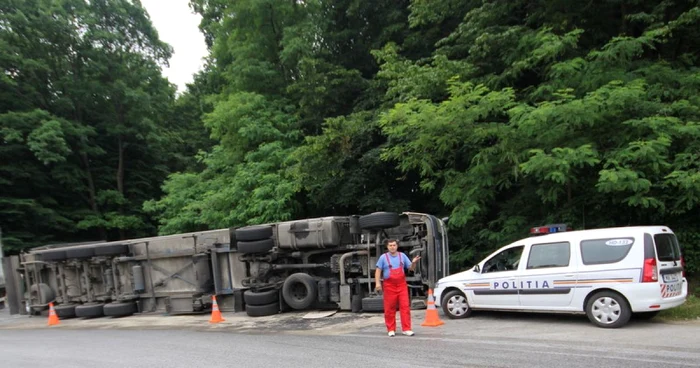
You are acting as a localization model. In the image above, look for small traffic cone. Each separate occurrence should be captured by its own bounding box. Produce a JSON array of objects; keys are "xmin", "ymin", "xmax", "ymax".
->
[
  {"xmin": 209, "ymin": 295, "xmax": 225, "ymax": 324},
  {"xmin": 420, "ymin": 289, "xmax": 444, "ymax": 327},
  {"xmin": 47, "ymin": 302, "xmax": 60, "ymax": 326}
]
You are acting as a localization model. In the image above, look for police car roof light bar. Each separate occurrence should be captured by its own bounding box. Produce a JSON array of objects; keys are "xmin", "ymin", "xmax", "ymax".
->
[{"xmin": 529, "ymin": 224, "xmax": 569, "ymax": 235}]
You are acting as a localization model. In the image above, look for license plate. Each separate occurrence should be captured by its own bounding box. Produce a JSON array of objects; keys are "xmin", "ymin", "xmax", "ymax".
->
[{"xmin": 663, "ymin": 273, "xmax": 680, "ymax": 283}]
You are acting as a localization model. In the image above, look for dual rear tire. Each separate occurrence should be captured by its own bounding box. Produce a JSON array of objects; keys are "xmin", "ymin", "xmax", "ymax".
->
[{"xmin": 244, "ymin": 289, "xmax": 280, "ymax": 317}]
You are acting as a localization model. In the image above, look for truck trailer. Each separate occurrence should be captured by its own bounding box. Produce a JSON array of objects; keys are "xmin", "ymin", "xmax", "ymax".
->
[{"xmin": 3, "ymin": 211, "xmax": 449, "ymax": 318}]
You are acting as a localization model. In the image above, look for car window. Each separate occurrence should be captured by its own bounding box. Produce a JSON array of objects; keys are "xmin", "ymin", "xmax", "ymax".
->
[
  {"xmin": 527, "ymin": 242, "xmax": 570, "ymax": 269},
  {"xmin": 653, "ymin": 233, "xmax": 681, "ymax": 261},
  {"xmin": 580, "ymin": 237, "xmax": 634, "ymax": 265},
  {"xmin": 483, "ymin": 246, "xmax": 524, "ymax": 273}
]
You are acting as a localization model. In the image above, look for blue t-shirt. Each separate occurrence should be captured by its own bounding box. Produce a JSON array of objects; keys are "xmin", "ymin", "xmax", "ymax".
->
[{"xmin": 375, "ymin": 252, "xmax": 411, "ymax": 279}]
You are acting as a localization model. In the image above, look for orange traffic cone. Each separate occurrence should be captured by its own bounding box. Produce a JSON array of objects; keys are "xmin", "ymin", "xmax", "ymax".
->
[
  {"xmin": 209, "ymin": 295, "xmax": 225, "ymax": 324},
  {"xmin": 47, "ymin": 302, "xmax": 60, "ymax": 326},
  {"xmin": 420, "ymin": 289, "xmax": 444, "ymax": 327}
]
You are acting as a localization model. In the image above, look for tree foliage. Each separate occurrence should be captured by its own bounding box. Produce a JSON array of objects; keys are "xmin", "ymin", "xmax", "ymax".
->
[
  {"xmin": 0, "ymin": 0, "xmax": 191, "ymax": 252},
  {"xmin": 3, "ymin": 0, "xmax": 700, "ymax": 277}
]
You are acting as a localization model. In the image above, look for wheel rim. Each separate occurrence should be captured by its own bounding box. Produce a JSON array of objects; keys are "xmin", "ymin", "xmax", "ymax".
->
[
  {"xmin": 591, "ymin": 296, "xmax": 621, "ymax": 324},
  {"xmin": 446, "ymin": 294, "xmax": 469, "ymax": 317},
  {"xmin": 291, "ymin": 283, "xmax": 307, "ymax": 302}
]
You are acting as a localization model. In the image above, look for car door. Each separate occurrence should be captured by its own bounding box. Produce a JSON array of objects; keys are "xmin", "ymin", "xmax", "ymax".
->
[
  {"xmin": 469, "ymin": 245, "xmax": 525, "ymax": 307},
  {"xmin": 518, "ymin": 241, "xmax": 576, "ymax": 308}
]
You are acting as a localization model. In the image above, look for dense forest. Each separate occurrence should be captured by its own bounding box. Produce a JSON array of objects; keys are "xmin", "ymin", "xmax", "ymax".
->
[{"xmin": 1, "ymin": 0, "xmax": 699, "ymax": 275}]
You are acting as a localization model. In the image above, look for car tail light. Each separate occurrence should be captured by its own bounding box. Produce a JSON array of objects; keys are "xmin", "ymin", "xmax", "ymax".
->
[
  {"xmin": 642, "ymin": 257, "xmax": 658, "ymax": 282},
  {"xmin": 681, "ymin": 256, "xmax": 686, "ymax": 278}
]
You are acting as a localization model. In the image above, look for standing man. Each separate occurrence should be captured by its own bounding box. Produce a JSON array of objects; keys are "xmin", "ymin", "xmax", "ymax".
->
[{"xmin": 375, "ymin": 238, "xmax": 421, "ymax": 337}]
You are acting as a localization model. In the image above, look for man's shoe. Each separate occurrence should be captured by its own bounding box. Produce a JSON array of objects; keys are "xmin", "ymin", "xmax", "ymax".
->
[
  {"xmin": 388, "ymin": 331, "xmax": 395, "ymax": 337},
  {"xmin": 402, "ymin": 330, "xmax": 415, "ymax": 336}
]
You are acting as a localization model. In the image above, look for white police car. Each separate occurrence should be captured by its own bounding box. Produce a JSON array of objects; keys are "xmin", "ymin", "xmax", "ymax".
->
[{"xmin": 433, "ymin": 225, "xmax": 688, "ymax": 328}]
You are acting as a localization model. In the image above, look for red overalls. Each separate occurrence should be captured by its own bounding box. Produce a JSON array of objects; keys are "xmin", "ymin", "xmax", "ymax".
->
[{"xmin": 382, "ymin": 253, "xmax": 411, "ymax": 332}]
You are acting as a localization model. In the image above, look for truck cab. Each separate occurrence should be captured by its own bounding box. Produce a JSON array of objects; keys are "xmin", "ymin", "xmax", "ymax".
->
[{"xmin": 233, "ymin": 211, "xmax": 450, "ymax": 316}]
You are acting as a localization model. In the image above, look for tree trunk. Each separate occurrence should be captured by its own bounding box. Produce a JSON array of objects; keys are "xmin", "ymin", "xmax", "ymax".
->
[
  {"xmin": 117, "ymin": 134, "xmax": 126, "ymax": 240},
  {"xmin": 80, "ymin": 152, "xmax": 106, "ymax": 240}
]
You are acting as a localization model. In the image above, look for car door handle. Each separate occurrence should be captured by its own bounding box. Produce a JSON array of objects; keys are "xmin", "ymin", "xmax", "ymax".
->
[
  {"xmin": 509, "ymin": 277, "xmax": 516, "ymax": 280},
  {"xmin": 564, "ymin": 274, "xmax": 575, "ymax": 278}
]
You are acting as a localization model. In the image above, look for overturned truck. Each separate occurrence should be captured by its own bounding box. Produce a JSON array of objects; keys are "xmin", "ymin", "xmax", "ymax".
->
[{"xmin": 4, "ymin": 211, "xmax": 449, "ymax": 318}]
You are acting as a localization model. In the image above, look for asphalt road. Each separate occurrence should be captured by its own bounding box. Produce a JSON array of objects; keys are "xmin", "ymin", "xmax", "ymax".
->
[{"xmin": 1, "ymin": 308, "xmax": 699, "ymax": 368}]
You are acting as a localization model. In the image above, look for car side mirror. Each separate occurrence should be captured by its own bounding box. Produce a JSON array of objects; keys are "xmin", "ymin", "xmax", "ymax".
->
[{"xmin": 473, "ymin": 265, "xmax": 480, "ymax": 273}]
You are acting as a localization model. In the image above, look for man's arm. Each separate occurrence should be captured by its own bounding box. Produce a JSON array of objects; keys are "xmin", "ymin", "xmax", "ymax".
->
[
  {"xmin": 374, "ymin": 267, "xmax": 382, "ymax": 291},
  {"xmin": 407, "ymin": 253, "xmax": 420, "ymax": 272}
]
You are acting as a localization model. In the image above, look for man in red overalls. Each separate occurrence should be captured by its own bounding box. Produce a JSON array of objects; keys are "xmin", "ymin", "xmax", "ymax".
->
[{"xmin": 375, "ymin": 239, "xmax": 421, "ymax": 337}]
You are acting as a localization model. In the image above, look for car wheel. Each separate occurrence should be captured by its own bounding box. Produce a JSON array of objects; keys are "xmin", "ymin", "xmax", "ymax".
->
[
  {"xmin": 585, "ymin": 291, "xmax": 631, "ymax": 328},
  {"xmin": 441, "ymin": 290, "xmax": 471, "ymax": 319}
]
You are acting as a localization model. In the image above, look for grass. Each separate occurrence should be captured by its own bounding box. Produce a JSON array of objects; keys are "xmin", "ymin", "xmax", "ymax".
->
[{"xmin": 658, "ymin": 295, "xmax": 700, "ymax": 321}]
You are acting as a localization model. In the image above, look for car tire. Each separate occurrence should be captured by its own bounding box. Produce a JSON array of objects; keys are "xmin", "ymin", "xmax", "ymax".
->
[
  {"xmin": 585, "ymin": 291, "xmax": 631, "ymax": 328},
  {"xmin": 441, "ymin": 290, "xmax": 472, "ymax": 319},
  {"xmin": 282, "ymin": 273, "xmax": 317, "ymax": 310}
]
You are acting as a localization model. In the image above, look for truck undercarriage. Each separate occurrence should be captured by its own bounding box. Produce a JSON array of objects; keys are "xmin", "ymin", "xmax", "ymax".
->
[{"xmin": 2, "ymin": 211, "xmax": 449, "ymax": 319}]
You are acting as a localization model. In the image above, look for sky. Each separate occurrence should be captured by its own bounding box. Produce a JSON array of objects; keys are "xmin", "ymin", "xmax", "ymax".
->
[{"xmin": 140, "ymin": 0, "xmax": 208, "ymax": 93}]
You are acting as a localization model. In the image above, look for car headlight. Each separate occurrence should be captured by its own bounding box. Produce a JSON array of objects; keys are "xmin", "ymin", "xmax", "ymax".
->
[{"xmin": 434, "ymin": 281, "xmax": 440, "ymax": 289}]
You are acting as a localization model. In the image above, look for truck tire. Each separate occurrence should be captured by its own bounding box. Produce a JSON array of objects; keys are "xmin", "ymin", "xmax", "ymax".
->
[
  {"xmin": 30, "ymin": 283, "xmax": 56, "ymax": 305},
  {"xmin": 37, "ymin": 249, "xmax": 67, "ymax": 262},
  {"xmin": 244, "ymin": 289, "xmax": 279, "ymax": 306},
  {"xmin": 66, "ymin": 247, "xmax": 95, "ymax": 259},
  {"xmin": 104, "ymin": 301, "xmax": 136, "ymax": 317},
  {"xmin": 359, "ymin": 212, "xmax": 400, "ymax": 230},
  {"xmin": 361, "ymin": 296, "xmax": 384, "ymax": 312},
  {"xmin": 282, "ymin": 273, "xmax": 317, "ymax": 310},
  {"xmin": 94, "ymin": 243, "xmax": 129, "ymax": 257},
  {"xmin": 54, "ymin": 303, "xmax": 77, "ymax": 319},
  {"xmin": 75, "ymin": 303, "xmax": 105, "ymax": 318},
  {"xmin": 246, "ymin": 302, "xmax": 279, "ymax": 317},
  {"xmin": 351, "ymin": 295, "xmax": 362, "ymax": 313},
  {"xmin": 235, "ymin": 225, "xmax": 273, "ymax": 241},
  {"xmin": 237, "ymin": 239, "xmax": 274, "ymax": 254}
]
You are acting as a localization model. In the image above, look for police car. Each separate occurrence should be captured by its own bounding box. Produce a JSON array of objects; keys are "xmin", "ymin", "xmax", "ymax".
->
[{"xmin": 433, "ymin": 225, "xmax": 688, "ymax": 328}]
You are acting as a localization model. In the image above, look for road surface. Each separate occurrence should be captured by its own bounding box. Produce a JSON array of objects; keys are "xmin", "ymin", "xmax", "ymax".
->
[{"xmin": 1, "ymin": 308, "xmax": 699, "ymax": 367}]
